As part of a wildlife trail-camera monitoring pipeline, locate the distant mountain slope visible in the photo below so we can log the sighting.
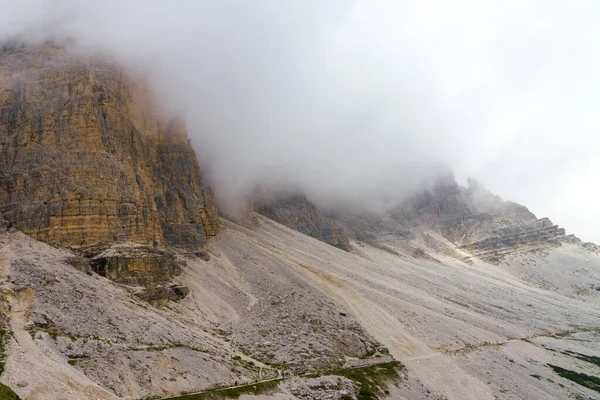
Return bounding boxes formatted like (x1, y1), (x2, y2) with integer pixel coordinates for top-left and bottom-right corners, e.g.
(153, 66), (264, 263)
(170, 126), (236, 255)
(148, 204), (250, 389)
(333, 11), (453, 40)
(255, 194), (351, 251)
(252, 169), (594, 266)
(326, 172), (595, 264)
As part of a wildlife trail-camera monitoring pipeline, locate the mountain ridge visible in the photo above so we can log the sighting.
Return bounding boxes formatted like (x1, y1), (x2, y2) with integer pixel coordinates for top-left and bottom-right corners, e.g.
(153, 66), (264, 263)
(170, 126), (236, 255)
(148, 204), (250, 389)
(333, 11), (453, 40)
(0, 41), (599, 400)
(259, 173), (597, 265)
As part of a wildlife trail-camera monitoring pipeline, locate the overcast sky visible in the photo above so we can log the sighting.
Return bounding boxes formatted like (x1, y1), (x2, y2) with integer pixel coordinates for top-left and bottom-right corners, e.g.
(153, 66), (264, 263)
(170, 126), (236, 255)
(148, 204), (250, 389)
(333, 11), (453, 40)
(1, 0), (599, 243)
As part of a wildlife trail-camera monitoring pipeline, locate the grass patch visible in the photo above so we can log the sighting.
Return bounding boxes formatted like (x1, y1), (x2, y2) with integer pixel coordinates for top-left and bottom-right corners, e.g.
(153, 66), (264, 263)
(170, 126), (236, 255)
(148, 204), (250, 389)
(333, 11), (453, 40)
(0, 332), (16, 398)
(360, 347), (390, 359)
(332, 243), (351, 252)
(550, 331), (573, 339)
(158, 361), (403, 400)
(230, 356), (254, 368)
(562, 350), (600, 368)
(25, 327), (36, 340)
(160, 379), (283, 400)
(548, 364), (600, 393)
(360, 348), (378, 359)
(67, 355), (90, 366)
(0, 384), (21, 400)
(0, 330), (6, 376)
(307, 361), (404, 400)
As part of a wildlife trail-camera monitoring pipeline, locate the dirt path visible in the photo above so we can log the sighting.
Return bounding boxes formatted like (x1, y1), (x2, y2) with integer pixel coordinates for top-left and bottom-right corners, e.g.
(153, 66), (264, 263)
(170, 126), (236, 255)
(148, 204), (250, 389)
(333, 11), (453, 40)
(401, 326), (599, 363)
(160, 359), (400, 400)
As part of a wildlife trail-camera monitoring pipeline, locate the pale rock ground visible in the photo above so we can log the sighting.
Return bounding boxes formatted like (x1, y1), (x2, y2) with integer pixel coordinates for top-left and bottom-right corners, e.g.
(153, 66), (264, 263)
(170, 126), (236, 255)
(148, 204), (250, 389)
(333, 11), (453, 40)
(1, 215), (599, 399)
(208, 217), (600, 400)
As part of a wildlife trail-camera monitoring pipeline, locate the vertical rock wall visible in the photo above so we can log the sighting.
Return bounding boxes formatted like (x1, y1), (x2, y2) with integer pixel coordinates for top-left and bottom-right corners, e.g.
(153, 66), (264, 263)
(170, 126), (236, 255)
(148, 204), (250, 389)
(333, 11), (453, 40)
(0, 42), (218, 254)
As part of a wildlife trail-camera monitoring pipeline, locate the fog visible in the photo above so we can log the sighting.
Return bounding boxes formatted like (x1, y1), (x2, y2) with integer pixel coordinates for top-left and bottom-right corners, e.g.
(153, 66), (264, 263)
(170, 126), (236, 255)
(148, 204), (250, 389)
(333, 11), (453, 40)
(1, 0), (599, 243)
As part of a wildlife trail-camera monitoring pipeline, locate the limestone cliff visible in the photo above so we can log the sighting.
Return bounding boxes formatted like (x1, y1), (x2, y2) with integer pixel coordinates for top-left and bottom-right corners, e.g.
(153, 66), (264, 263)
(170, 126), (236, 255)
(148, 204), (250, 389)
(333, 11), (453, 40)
(397, 175), (586, 262)
(256, 194), (351, 251)
(397, 174), (539, 245)
(334, 171), (587, 263)
(253, 172), (582, 263)
(0, 42), (218, 293)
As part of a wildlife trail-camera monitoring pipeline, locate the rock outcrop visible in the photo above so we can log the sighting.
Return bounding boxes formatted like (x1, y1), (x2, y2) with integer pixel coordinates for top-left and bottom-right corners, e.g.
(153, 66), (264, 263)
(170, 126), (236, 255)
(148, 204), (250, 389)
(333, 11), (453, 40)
(458, 217), (581, 263)
(389, 174), (538, 244)
(256, 194), (351, 251)
(406, 176), (581, 263)
(329, 171), (587, 264)
(0, 42), (218, 299)
(90, 243), (181, 286)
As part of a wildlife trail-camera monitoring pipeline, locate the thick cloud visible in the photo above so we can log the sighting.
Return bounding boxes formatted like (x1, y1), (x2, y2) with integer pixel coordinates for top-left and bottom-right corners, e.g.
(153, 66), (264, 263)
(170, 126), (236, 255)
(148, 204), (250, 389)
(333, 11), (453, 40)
(1, 0), (599, 242)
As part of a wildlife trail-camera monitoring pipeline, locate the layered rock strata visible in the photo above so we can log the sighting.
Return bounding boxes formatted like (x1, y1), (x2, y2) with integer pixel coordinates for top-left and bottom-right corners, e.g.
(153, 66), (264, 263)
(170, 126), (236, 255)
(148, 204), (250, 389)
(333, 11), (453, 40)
(0, 42), (218, 300)
(458, 218), (581, 263)
(328, 172), (587, 263)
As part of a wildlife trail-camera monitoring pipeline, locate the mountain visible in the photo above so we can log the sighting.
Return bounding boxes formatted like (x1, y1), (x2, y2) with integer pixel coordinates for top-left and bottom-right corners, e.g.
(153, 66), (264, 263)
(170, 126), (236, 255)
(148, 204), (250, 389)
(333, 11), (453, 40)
(260, 171), (593, 267)
(0, 43), (599, 400)
(255, 194), (351, 251)
(327, 172), (593, 264)
(0, 42), (219, 304)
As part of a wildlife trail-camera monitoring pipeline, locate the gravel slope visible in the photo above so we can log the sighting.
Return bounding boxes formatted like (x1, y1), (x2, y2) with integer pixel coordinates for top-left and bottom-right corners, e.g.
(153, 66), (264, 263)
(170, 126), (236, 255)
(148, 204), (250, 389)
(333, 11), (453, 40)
(1, 215), (599, 399)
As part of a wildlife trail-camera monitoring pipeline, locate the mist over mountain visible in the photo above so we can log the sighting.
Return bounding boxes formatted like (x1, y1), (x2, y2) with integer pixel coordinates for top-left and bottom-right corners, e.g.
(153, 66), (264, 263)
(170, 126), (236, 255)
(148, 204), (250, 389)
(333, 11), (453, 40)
(2, 4), (600, 400)
(1, 0), (598, 243)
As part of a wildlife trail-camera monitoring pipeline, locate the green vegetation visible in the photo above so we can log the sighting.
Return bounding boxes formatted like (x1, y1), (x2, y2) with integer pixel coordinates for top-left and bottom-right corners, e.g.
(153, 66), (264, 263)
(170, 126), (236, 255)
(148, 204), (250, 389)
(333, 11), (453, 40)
(230, 355), (255, 369)
(157, 361), (403, 400)
(0, 331), (20, 399)
(0, 330), (6, 376)
(562, 350), (600, 368)
(160, 378), (283, 400)
(548, 364), (600, 393)
(0, 384), (21, 400)
(359, 346), (390, 359)
(26, 327), (35, 340)
(332, 243), (350, 252)
(307, 361), (404, 400)
(550, 331), (574, 339)
(67, 355), (90, 366)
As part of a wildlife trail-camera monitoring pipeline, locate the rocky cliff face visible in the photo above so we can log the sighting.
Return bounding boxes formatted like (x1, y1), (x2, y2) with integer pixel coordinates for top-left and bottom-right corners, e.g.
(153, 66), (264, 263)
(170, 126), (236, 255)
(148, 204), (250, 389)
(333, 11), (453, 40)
(0, 42), (218, 295)
(397, 175), (584, 263)
(256, 194), (351, 251)
(457, 217), (582, 263)
(398, 175), (538, 244)
(327, 171), (590, 263)
(252, 171), (586, 264)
